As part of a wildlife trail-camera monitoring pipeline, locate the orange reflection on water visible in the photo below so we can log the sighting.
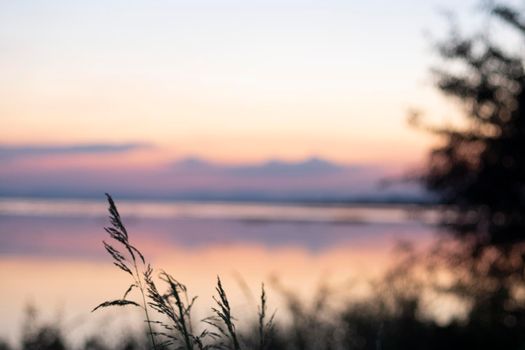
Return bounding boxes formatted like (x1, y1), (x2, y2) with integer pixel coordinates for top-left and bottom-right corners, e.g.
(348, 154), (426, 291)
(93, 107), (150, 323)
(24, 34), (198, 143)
(0, 241), (393, 345)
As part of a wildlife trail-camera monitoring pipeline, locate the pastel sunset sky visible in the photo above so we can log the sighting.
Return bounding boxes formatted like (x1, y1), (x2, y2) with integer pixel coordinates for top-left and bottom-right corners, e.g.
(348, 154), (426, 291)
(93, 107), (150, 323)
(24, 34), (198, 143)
(0, 0), (502, 197)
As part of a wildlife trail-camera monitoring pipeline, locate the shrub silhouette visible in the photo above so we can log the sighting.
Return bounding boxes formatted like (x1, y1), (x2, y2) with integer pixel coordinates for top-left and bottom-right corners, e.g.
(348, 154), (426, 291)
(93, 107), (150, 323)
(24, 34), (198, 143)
(409, 2), (525, 347)
(415, 2), (525, 251)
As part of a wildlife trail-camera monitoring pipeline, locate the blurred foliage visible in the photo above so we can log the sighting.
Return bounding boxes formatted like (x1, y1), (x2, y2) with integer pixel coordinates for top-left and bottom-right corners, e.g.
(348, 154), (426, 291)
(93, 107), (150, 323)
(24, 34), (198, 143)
(414, 2), (525, 251)
(20, 305), (66, 350)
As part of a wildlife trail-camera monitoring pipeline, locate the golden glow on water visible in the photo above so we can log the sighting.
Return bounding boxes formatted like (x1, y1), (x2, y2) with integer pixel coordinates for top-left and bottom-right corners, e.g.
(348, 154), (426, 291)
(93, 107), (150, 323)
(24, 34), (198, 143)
(0, 242), (393, 345)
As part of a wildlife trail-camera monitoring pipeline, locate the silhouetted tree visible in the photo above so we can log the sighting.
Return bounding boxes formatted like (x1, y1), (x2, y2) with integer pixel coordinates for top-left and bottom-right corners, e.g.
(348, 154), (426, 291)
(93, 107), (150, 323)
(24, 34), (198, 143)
(412, 3), (525, 346)
(418, 3), (525, 252)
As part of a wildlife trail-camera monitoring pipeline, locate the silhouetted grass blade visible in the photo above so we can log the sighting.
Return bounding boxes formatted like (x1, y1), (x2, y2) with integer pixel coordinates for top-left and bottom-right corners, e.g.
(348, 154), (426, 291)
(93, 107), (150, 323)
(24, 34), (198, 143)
(91, 300), (141, 312)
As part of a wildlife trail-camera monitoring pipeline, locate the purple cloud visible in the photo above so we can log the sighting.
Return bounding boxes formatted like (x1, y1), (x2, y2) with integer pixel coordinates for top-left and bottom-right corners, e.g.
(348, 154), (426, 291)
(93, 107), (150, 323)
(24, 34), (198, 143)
(0, 143), (151, 159)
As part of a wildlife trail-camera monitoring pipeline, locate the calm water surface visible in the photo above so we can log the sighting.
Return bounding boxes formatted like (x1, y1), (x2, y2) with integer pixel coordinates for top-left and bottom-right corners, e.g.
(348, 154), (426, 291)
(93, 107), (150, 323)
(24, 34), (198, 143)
(0, 197), (438, 345)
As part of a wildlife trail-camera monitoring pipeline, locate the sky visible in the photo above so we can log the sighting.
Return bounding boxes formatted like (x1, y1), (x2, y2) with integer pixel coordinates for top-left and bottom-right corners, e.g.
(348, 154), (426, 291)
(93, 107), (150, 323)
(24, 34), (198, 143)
(0, 0), (516, 198)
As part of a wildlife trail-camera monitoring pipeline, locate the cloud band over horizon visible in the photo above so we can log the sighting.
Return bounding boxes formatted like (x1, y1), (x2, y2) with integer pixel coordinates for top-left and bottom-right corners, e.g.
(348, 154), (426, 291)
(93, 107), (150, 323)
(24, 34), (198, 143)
(0, 143), (152, 158)
(0, 142), (425, 201)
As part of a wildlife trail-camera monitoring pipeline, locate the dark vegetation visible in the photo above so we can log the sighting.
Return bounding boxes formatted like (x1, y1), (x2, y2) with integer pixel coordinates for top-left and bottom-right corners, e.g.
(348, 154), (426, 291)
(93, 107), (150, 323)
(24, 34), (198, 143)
(3, 1), (525, 349)
(415, 2), (525, 250)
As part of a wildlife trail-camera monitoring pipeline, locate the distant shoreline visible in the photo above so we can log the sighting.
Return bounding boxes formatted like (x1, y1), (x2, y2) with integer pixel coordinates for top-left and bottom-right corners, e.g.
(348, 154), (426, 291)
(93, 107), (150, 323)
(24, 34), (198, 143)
(0, 193), (435, 207)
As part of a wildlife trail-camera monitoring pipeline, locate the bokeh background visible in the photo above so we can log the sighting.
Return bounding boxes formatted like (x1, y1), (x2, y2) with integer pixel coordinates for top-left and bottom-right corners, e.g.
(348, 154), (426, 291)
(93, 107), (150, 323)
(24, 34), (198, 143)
(2, 1), (525, 349)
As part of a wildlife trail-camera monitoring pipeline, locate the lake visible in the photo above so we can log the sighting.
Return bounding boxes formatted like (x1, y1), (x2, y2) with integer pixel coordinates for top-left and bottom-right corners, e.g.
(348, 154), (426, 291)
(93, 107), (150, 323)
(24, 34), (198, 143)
(0, 197), (439, 346)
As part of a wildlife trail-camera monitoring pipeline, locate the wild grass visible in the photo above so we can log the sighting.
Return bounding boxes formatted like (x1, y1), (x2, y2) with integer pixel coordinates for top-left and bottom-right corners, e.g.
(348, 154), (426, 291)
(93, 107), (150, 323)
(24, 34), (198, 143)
(256, 284), (274, 350)
(92, 194), (156, 349)
(93, 194), (274, 350)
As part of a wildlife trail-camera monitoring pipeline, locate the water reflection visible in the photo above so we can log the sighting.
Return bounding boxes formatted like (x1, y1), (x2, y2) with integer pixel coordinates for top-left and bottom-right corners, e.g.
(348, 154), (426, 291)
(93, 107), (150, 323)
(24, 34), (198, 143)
(0, 198), (435, 255)
(0, 198), (436, 345)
